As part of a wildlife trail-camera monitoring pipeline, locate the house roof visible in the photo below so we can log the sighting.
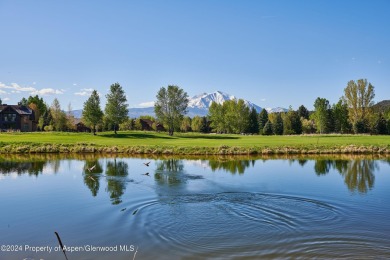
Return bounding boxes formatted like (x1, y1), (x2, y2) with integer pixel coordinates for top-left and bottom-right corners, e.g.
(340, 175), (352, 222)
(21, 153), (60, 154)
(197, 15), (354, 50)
(0, 105), (33, 115)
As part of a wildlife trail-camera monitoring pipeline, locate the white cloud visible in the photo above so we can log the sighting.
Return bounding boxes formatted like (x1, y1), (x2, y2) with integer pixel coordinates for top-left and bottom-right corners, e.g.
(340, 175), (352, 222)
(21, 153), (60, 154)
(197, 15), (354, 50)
(31, 88), (64, 95)
(3, 97), (10, 101)
(73, 83), (77, 86)
(0, 82), (64, 97)
(0, 89), (7, 94)
(138, 101), (155, 107)
(261, 98), (266, 102)
(0, 82), (35, 92)
(74, 88), (94, 96)
(32, 82), (36, 85)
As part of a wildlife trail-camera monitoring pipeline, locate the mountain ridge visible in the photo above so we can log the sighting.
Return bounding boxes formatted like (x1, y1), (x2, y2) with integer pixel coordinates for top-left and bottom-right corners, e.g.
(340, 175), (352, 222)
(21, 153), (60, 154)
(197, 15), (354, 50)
(71, 91), (286, 118)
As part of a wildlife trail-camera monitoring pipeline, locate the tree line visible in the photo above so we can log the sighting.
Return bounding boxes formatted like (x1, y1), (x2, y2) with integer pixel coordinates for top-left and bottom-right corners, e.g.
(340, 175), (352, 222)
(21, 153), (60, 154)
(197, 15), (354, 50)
(7, 78), (390, 135)
(206, 79), (389, 135)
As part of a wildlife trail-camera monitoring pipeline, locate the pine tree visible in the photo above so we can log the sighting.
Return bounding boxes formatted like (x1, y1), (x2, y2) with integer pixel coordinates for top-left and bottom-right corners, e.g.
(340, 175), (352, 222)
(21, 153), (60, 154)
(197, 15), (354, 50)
(83, 90), (104, 135)
(263, 120), (273, 135)
(258, 109), (269, 134)
(104, 83), (129, 134)
(298, 105), (309, 119)
(247, 107), (259, 134)
(273, 113), (284, 135)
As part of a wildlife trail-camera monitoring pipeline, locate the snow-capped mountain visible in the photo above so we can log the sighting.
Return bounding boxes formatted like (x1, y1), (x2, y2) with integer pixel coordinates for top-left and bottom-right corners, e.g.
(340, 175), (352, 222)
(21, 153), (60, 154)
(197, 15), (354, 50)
(188, 91), (262, 112)
(265, 107), (288, 113)
(72, 91), (276, 118)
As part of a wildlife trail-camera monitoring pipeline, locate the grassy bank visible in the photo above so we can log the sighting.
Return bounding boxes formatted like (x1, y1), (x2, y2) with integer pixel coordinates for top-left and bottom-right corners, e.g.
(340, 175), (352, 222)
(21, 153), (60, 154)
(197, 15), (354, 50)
(0, 131), (390, 155)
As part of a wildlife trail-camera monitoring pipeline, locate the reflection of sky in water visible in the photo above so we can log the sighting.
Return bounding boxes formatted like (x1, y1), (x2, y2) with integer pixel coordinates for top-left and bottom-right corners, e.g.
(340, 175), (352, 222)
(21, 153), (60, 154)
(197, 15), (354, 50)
(1, 156), (390, 259)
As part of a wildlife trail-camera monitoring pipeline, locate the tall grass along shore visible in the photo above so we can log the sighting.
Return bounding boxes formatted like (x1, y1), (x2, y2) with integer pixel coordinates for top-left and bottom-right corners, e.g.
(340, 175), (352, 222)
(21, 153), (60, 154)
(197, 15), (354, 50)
(0, 131), (389, 155)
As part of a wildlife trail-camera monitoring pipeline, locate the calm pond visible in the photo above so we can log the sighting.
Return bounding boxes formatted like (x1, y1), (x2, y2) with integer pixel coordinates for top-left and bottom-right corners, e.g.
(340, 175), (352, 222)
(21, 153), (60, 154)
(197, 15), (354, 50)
(0, 154), (390, 259)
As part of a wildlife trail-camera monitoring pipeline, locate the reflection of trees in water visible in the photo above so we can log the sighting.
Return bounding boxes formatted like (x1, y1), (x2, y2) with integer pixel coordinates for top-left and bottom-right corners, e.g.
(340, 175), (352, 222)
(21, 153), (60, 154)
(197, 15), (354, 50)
(154, 159), (184, 186)
(340, 160), (376, 194)
(298, 159), (308, 166)
(312, 159), (376, 193)
(288, 158), (308, 167)
(0, 160), (47, 176)
(314, 160), (332, 176)
(156, 159), (184, 172)
(208, 159), (255, 174)
(105, 159), (129, 205)
(83, 160), (103, 197)
(47, 160), (61, 174)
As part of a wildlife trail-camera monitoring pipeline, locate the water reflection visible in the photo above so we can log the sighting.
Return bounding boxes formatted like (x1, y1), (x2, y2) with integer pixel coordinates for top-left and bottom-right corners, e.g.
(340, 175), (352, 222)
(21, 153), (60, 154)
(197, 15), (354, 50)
(314, 159), (332, 175)
(208, 158), (255, 174)
(154, 159), (184, 186)
(311, 159), (376, 193)
(1, 154), (389, 260)
(105, 159), (129, 204)
(0, 154), (386, 195)
(83, 160), (103, 197)
(298, 159), (308, 166)
(341, 160), (376, 193)
(0, 159), (46, 176)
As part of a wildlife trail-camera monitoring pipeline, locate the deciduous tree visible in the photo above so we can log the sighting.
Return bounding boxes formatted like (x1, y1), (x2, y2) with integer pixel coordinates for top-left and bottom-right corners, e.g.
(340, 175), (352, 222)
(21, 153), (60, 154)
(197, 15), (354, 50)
(332, 98), (350, 133)
(154, 85), (189, 136)
(191, 116), (203, 132)
(209, 101), (226, 133)
(313, 97), (330, 134)
(180, 116), (192, 132)
(344, 79), (375, 133)
(50, 98), (67, 131)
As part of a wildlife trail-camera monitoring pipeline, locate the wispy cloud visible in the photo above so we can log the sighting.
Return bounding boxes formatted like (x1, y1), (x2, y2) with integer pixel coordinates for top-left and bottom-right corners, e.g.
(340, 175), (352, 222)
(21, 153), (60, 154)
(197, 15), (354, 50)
(3, 97), (10, 101)
(73, 83), (77, 86)
(138, 101), (155, 107)
(31, 88), (64, 95)
(0, 89), (7, 94)
(74, 88), (94, 96)
(261, 98), (266, 102)
(0, 82), (35, 92)
(1, 82), (64, 96)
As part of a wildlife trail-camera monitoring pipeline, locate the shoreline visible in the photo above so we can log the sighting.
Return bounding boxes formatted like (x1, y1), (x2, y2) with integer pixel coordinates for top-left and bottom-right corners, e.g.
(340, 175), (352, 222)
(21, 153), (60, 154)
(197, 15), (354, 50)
(1, 143), (390, 155)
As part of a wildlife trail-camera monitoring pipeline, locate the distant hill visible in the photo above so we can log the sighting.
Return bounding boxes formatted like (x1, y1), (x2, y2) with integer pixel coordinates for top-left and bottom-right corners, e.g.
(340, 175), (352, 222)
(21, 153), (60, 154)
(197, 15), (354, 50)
(71, 91), (288, 118)
(265, 107), (288, 113)
(372, 100), (390, 113)
(71, 109), (83, 118)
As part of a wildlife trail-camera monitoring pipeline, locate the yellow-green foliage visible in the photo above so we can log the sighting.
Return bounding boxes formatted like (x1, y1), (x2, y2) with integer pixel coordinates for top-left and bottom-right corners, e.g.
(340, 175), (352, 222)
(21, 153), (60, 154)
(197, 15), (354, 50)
(0, 131), (390, 154)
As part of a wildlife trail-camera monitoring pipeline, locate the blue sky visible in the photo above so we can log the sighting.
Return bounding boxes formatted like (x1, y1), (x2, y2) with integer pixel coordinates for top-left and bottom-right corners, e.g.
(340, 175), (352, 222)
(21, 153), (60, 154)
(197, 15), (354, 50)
(0, 0), (389, 110)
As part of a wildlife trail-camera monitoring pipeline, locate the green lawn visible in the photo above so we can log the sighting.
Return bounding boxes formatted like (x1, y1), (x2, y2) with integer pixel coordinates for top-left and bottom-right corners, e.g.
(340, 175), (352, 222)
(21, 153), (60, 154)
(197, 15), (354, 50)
(0, 131), (389, 148)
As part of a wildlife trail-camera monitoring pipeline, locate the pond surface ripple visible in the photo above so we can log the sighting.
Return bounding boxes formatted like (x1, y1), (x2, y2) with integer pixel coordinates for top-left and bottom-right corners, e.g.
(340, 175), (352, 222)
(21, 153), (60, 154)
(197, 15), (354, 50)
(0, 155), (390, 259)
